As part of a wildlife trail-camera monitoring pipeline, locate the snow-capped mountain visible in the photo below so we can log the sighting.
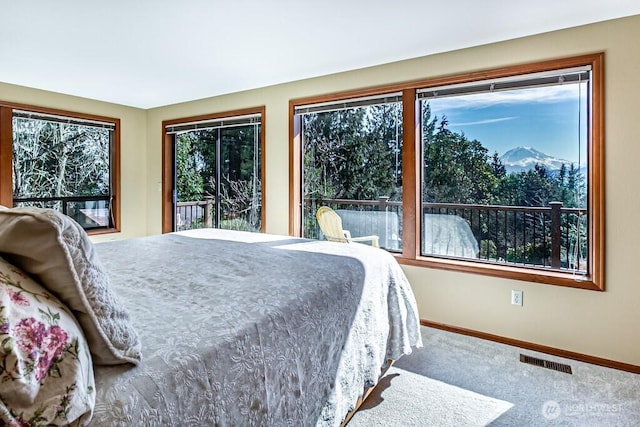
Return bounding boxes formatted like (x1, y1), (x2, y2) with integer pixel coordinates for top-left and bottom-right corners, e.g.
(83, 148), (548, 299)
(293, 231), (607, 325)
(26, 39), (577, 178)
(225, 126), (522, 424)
(500, 146), (573, 174)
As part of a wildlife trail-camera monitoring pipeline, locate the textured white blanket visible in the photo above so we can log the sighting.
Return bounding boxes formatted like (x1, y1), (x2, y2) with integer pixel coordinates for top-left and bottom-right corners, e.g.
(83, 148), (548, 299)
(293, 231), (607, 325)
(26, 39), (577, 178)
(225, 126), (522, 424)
(92, 229), (422, 426)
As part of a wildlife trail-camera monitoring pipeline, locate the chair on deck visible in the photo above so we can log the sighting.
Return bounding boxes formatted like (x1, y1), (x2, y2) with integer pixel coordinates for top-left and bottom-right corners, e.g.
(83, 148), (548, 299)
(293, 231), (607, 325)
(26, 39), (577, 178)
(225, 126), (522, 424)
(316, 206), (379, 248)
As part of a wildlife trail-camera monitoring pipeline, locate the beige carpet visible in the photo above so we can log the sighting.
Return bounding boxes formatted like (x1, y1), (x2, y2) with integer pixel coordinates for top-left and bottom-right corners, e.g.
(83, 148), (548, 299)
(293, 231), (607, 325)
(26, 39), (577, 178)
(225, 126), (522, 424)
(348, 327), (640, 426)
(349, 366), (513, 426)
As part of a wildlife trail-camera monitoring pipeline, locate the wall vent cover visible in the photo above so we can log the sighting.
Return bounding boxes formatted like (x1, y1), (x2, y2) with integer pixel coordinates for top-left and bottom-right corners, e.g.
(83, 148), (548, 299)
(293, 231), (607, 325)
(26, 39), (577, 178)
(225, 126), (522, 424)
(520, 354), (573, 374)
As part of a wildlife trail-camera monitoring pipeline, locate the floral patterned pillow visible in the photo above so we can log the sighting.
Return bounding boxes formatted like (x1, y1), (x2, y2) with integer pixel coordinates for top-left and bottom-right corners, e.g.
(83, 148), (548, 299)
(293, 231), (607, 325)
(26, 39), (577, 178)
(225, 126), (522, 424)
(0, 207), (141, 365)
(0, 256), (95, 426)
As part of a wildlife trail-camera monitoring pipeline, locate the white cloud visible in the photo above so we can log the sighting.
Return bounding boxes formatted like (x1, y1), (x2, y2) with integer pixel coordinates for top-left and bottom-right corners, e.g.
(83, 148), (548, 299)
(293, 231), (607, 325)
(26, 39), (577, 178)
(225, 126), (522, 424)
(427, 84), (586, 110)
(451, 117), (517, 126)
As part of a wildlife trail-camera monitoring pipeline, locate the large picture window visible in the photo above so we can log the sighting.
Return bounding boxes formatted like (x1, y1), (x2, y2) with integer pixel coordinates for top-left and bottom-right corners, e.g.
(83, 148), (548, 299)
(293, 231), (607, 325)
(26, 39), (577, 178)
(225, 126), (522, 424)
(162, 107), (265, 234)
(419, 66), (590, 272)
(0, 103), (120, 232)
(291, 54), (604, 290)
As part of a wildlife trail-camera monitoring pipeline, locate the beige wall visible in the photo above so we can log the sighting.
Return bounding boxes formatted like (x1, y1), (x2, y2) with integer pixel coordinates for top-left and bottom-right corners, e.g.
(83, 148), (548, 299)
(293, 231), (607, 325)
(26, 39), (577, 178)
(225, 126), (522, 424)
(3, 15), (639, 366)
(0, 82), (149, 242)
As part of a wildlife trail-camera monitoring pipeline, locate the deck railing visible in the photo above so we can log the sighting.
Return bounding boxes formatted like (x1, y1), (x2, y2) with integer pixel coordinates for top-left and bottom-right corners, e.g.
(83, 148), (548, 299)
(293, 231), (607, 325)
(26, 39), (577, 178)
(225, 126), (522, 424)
(178, 196), (587, 272)
(13, 195), (111, 229)
(176, 198), (215, 229)
(175, 197), (260, 232)
(304, 197), (587, 273)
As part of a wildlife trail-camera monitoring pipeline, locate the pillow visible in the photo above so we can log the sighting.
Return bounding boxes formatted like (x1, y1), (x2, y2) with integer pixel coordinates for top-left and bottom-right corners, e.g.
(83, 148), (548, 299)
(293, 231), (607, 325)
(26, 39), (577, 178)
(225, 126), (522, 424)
(0, 256), (95, 425)
(0, 207), (141, 365)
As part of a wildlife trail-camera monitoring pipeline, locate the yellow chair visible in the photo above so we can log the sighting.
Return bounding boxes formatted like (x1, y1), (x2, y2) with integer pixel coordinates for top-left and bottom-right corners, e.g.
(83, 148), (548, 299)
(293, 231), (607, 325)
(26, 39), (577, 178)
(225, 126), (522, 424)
(316, 206), (379, 248)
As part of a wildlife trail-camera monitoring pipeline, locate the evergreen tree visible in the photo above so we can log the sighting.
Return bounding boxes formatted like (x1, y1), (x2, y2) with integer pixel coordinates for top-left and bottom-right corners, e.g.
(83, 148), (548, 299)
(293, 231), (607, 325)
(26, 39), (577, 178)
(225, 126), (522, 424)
(421, 109), (495, 204)
(302, 104), (402, 202)
(498, 164), (557, 207)
(566, 163), (586, 208)
(490, 151), (506, 179)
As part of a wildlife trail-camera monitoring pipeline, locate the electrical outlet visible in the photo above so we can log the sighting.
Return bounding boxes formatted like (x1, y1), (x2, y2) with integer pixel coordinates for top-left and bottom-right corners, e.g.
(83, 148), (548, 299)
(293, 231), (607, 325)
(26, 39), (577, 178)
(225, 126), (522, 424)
(511, 290), (523, 306)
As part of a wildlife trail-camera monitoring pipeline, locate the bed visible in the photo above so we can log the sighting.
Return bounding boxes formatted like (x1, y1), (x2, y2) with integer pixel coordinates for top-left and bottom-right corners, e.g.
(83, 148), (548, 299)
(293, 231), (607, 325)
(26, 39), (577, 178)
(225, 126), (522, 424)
(0, 207), (422, 426)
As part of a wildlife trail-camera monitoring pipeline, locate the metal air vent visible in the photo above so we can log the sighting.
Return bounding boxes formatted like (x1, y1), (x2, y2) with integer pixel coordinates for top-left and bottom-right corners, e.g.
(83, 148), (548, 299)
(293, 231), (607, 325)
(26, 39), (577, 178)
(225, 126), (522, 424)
(520, 354), (573, 374)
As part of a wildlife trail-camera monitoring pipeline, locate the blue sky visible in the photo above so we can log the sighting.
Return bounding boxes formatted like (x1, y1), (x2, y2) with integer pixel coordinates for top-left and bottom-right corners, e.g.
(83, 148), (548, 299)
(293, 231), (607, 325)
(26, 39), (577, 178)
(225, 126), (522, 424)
(426, 83), (588, 165)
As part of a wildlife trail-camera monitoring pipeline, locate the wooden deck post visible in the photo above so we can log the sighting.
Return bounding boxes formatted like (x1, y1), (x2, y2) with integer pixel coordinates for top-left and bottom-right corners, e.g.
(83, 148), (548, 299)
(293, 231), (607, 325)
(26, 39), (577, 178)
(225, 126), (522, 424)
(549, 202), (563, 268)
(204, 196), (214, 228)
(378, 196), (389, 211)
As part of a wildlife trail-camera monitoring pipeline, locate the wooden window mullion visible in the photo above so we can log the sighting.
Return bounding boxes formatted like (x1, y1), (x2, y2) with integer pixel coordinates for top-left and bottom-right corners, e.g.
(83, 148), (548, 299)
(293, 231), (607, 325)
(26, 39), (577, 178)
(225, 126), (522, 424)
(401, 89), (418, 258)
(0, 106), (14, 207)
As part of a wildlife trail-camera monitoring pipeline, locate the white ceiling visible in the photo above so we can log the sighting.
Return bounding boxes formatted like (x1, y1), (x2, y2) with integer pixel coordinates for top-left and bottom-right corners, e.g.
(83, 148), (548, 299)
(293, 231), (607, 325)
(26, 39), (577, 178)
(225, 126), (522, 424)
(2, 1), (639, 109)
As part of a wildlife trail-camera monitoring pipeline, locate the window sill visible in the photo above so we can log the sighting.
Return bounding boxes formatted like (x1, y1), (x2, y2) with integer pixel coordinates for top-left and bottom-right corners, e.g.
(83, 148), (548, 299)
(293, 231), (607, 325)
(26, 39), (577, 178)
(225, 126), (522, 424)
(86, 227), (120, 236)
(395, 255), (602, 291)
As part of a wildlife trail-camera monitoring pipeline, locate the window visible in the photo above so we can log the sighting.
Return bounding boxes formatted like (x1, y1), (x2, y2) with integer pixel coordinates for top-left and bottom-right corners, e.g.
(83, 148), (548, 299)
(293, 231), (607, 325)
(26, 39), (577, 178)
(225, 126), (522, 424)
(0, 103), (120, 232)
(291, 54), (604, 290)
(420, 67), (590, 269)
(294, 94), (403, 251)
(162, 107), (265, 233)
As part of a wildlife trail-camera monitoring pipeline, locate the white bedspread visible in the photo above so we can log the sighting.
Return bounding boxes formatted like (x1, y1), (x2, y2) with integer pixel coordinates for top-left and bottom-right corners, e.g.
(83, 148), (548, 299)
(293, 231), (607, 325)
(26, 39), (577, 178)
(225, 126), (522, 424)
(91, 229), (422, 426)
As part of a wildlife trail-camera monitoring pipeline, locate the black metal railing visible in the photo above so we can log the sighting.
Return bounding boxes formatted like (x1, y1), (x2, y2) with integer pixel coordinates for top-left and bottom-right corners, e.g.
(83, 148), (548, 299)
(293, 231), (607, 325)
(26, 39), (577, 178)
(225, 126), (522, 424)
(303, 197), (587, 273)
(423, 201), (587, 271)
(13, 195), (112, 229)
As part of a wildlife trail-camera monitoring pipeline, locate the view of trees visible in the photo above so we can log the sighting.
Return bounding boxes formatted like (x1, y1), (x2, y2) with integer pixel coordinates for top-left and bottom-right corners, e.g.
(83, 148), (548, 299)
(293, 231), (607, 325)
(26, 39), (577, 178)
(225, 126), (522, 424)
(13, 117), (110, 200)
(303, 104), (402, 201)
(420, 104), (587, 267)
(301, 102), (587, 270)
(12, 116), (112, 228)
(302, 104), (403, 237)
(420, 104), (586, 208)
(174, 125), (262, 232)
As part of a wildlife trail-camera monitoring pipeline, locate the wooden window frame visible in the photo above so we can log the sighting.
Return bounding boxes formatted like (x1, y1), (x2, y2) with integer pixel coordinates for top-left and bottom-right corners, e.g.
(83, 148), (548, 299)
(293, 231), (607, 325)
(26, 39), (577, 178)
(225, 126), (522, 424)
(0, 101), (121, 235)
(161, 106), (267, 234)
(290, 53), (604, 290)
